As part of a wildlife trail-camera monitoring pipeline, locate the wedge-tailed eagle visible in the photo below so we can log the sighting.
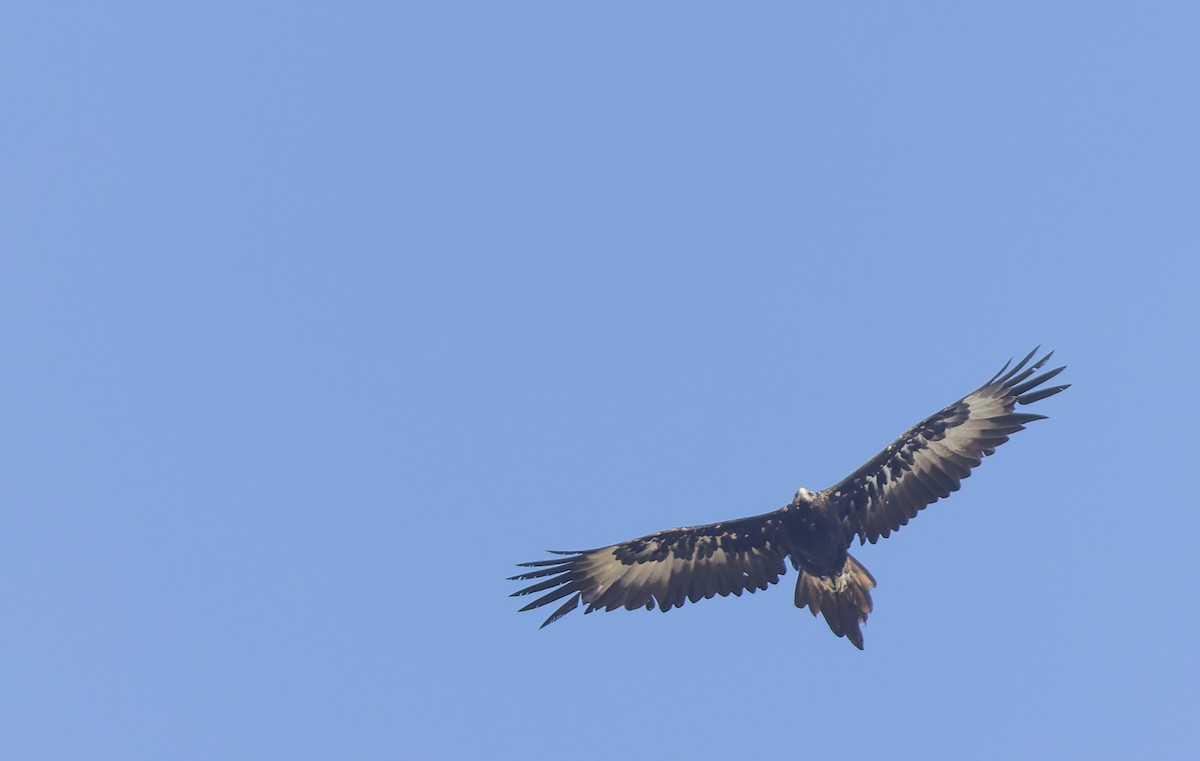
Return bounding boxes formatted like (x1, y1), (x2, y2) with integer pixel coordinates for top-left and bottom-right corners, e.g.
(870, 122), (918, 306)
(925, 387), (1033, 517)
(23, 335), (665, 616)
(511, 349), (1067, 648)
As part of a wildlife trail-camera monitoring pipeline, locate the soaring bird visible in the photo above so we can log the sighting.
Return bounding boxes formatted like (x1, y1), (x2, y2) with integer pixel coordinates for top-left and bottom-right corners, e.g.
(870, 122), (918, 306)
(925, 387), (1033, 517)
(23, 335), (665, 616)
(510, 349), (1068, 648)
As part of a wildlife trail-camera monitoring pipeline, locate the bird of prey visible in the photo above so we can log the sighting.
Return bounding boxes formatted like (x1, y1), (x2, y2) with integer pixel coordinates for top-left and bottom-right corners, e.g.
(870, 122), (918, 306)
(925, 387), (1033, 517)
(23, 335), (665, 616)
(510, 349), (1068, 648)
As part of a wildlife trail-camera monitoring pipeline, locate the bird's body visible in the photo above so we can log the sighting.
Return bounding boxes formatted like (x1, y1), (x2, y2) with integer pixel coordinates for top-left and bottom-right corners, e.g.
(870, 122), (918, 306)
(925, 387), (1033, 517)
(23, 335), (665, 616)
(511, 349), (1068, 648)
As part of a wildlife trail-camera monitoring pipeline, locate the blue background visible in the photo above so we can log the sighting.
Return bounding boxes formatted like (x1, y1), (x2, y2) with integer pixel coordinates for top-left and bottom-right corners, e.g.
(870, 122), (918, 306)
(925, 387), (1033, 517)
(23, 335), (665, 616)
(3, 3), (1197, 759)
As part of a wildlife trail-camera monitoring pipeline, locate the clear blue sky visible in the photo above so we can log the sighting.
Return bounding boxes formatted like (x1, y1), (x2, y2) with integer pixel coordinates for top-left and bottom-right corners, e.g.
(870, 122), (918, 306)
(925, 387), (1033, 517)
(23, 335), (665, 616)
(3, 3), (1197, 759)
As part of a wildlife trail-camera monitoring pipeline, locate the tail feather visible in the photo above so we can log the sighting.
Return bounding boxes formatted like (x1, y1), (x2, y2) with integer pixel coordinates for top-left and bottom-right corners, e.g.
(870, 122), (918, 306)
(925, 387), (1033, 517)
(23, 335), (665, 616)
(794, 554), (876, 649)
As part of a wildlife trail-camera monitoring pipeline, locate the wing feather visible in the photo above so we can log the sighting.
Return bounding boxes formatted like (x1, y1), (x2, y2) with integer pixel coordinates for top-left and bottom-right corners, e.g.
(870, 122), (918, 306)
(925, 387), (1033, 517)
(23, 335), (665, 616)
(825, 348), (1068, 544)
(510, 511), (791, 626)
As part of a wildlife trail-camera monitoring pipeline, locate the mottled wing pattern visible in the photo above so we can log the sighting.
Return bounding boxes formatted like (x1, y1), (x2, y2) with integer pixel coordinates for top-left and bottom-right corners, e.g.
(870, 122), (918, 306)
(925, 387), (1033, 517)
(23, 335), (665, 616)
(510, 511), (791, 628)
(826, 348), (1068, 545)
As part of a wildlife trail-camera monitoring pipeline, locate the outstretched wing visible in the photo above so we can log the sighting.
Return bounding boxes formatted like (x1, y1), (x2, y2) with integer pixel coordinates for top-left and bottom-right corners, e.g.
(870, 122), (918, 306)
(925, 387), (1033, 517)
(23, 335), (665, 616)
(825, 348), (1068, 545)
(510, 511), (791, 628)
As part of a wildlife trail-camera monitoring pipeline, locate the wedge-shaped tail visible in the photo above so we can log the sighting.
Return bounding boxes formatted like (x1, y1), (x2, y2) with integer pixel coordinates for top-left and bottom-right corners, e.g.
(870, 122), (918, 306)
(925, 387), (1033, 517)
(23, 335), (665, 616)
(793, 554), (876, 649)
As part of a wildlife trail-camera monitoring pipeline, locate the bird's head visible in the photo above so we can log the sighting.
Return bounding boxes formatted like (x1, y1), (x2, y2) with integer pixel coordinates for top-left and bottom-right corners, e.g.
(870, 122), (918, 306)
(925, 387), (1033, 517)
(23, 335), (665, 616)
(792, 487), (817, 505)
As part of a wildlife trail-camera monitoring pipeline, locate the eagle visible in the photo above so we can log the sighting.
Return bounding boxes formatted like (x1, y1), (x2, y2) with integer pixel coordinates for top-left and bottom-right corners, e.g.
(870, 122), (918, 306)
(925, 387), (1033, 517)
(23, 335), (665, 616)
(510, 348), (1068, 648)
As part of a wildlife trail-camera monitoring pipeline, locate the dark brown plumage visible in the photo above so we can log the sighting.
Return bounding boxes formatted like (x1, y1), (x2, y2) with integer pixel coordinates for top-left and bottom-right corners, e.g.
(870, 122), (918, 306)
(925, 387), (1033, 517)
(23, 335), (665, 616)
(511, 349), (1068, 648)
